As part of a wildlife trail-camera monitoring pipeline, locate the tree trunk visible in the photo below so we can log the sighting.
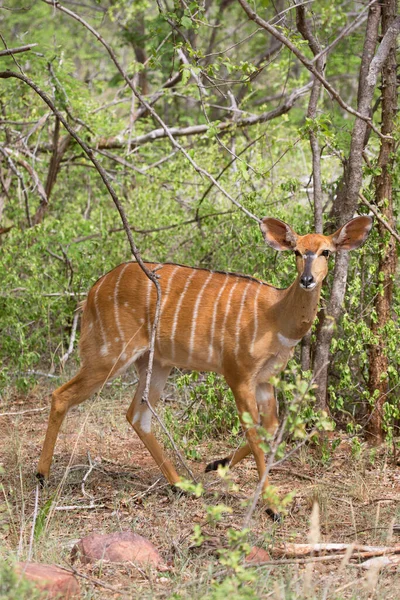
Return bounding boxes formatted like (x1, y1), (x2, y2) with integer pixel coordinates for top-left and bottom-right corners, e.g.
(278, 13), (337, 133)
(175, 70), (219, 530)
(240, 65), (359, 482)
(313, 3), (382, 409)
(296, 3), (324, 371)
(366, 0), (398, 445)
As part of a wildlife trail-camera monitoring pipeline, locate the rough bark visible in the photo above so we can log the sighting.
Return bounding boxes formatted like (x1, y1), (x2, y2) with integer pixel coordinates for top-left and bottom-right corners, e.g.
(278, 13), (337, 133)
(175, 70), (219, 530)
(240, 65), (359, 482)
(296, 2), (324, 371)
(366, 0), (398, 444)
(313, 3), (382, 409)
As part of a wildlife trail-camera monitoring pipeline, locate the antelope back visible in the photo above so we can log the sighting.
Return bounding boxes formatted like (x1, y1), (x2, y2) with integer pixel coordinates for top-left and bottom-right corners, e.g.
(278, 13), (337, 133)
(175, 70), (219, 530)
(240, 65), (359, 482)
(80, 262), (276, 377)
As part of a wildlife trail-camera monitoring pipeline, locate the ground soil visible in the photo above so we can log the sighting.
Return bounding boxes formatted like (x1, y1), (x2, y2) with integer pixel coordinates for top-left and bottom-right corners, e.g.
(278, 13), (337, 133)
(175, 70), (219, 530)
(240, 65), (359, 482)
(1, 378), (399, 599)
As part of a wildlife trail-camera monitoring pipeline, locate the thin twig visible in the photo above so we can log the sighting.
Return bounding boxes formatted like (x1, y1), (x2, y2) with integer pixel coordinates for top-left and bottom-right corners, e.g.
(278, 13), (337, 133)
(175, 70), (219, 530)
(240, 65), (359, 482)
(237, 0), (400, 139)
(27, 484), (40, 562)
(0, 146), (32, 226)
(71, 210), (234, 245)
(81, 452), (96, 501)
(0, 69), (162, 415)
(54, 504), (106, 511)
(359, 192), (400, 244)
(61, 310), (79, 366)
(242, 414), (288, 528)
(56, 563), (127, 593)
(311, 2), (374, 63)
(41, 0), (260, 222)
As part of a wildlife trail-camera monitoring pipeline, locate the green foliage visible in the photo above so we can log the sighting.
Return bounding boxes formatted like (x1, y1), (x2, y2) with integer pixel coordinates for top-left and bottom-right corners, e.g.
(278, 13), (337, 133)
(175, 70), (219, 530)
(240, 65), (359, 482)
(33, 497), (54, 542)
(1, 0), (399, 450)
(164, 372), (240, 459)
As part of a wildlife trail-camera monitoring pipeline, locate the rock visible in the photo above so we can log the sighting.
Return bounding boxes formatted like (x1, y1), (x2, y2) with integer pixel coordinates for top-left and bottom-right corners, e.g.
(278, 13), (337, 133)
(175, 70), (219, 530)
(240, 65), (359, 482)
(245, 546), (271, 564)
(15, 563), (80, 599)
(72, 530), (162, 568)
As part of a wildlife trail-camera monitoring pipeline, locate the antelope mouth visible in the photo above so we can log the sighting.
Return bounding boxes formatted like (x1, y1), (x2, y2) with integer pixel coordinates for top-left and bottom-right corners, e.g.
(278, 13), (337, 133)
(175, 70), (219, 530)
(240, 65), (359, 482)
(300, 282), (317, 291)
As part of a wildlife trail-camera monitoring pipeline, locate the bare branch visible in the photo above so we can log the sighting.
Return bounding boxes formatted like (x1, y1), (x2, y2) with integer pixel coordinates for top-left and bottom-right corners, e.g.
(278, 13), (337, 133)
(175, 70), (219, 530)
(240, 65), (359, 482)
(1, 146), (48, 209)
(33, 117), (71, 225)
(0, 146), (32, 226)
(92, 83), (312, 150)
(360, 193), (400, 245)
(71, 210), (234, 244)
(311, 3), (373, 64)
(237, 0), (400, 137)
(41, 0), (260, 222)
(0, 44), (38, 57)
(96, 149), (146, 175)
(61, 310), (80, 366)
(0, 69), (162, 408)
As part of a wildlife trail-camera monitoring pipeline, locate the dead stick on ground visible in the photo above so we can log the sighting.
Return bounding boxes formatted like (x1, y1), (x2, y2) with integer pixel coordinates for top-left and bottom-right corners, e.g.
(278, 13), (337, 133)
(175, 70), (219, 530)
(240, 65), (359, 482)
(57, 564), (128, 594)
(0, 407), (47, 417)
(271, 542), (400, 558)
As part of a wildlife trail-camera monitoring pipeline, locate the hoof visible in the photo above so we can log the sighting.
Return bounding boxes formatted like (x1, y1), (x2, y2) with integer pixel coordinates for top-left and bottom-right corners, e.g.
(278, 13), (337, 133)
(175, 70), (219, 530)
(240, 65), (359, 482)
(36, 472), (46, 488)
(265, 508), (282, 523)
(205, 457), (230, 473)
(170, 484), (189, 497)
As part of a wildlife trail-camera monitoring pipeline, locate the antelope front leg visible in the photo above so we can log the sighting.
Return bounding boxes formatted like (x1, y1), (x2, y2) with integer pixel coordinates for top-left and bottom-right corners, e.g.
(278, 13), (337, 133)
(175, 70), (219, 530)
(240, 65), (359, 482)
(229, 380), (280, 521)
(256, 382), (279, 437)
(205, 383), (279, 473)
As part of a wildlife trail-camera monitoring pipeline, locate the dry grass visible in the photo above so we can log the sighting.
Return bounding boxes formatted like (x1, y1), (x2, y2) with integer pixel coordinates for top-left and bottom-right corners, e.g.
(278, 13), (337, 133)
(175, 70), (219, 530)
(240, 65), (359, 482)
(1, 375), (399, 599)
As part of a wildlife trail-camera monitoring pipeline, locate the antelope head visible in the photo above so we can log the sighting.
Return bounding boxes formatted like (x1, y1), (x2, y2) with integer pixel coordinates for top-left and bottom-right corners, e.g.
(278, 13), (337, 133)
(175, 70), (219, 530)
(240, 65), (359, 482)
(260, 215), (373, 291)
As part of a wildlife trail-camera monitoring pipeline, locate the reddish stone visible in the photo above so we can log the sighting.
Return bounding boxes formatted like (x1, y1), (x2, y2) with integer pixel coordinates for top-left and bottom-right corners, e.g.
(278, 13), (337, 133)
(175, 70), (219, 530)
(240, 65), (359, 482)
(245, 546), (271, 564)
(15, 563), (80, 598)
(72, 530), (162, 567)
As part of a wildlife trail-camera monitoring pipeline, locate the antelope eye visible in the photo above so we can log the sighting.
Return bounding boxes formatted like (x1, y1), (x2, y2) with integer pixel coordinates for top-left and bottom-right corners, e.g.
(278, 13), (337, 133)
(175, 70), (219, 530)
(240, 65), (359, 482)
(321, 249), (330, 257)
(294, 250), (302, 257)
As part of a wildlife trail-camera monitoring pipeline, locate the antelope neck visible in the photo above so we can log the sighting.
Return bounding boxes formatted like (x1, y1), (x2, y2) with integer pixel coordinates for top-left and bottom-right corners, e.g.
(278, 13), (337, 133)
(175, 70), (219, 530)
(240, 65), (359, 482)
(272, 275), (322, 341)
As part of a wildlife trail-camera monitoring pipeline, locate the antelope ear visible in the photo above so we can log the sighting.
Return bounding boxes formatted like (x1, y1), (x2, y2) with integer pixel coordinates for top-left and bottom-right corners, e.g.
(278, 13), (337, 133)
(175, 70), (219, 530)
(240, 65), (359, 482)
(260, 217), (298, 251)
(330, 216), (373, 251)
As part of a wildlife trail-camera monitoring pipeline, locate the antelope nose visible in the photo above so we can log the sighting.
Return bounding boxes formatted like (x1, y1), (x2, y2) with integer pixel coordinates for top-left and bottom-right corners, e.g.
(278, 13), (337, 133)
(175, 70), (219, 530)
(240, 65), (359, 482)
(300, 274), (314, 288)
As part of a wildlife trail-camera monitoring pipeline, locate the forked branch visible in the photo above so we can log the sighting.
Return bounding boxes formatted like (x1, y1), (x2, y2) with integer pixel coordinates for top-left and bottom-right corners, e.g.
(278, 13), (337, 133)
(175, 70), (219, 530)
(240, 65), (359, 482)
(40, 0), (259, 223)
(0, 69), (194, 477)
(237, 0), (400, 138)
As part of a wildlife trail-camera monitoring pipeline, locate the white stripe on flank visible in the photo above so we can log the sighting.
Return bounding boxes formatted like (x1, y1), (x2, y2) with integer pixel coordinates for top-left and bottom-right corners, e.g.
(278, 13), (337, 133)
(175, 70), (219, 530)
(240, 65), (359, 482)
(114, 264), (130, 348)
(161, 266), (180, 313)
(170, 269), (197, 358)
(234, 281), (252, 357)
(220, 279), (239, 359)
(208, 275), (229, 363)
(250, 281), (263, 355)
(94, 274), (109, 356)
(156, 265), (180, 349)
(188, 271), (213, 360)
